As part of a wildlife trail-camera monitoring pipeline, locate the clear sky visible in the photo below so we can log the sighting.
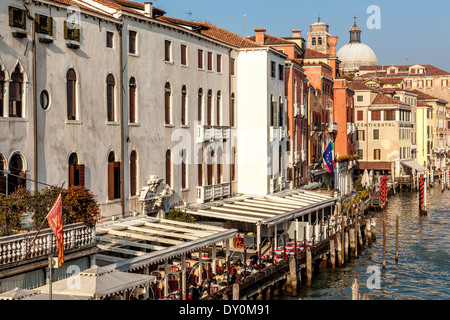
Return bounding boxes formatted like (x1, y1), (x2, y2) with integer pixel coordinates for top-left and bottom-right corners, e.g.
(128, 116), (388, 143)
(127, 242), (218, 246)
(136, 0), (450, 71)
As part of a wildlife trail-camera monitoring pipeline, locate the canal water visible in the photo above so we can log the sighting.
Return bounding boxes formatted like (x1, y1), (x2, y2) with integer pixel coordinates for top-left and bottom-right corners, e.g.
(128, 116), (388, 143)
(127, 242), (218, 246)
(276, 186), (450, 300)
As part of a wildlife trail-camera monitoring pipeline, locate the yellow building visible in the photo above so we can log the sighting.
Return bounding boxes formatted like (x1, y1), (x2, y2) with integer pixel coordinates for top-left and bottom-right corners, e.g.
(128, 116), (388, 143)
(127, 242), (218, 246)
(411, 90), (448, 169)
(415, 102), (434, 167)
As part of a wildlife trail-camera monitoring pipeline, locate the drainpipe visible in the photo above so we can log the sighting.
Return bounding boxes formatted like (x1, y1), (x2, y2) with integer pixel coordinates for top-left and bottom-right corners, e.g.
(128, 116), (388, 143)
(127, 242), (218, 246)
(24, 3), (38, 192)
(117, 23), (125, 218)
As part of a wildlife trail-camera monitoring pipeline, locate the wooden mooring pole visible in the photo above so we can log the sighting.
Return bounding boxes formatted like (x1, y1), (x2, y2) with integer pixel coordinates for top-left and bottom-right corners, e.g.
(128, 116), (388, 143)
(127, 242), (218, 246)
(330, 237), (335, 271)
(382, 214), (386, 270)
(306, 247), (312, 287)
(351, 277), (360, 300)
(395, 215), (399, 263)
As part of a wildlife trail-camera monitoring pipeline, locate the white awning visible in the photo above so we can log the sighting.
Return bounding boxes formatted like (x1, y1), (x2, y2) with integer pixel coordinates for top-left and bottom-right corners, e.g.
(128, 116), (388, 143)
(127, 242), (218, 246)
(401, 160), (425, 173)
(95, 216), (237, 272)
(182, 189), (338, 228)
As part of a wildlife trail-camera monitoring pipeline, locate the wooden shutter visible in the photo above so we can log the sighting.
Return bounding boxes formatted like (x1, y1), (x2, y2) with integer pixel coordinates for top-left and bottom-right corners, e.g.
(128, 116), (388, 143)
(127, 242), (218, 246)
(108, 162), (115, 200)
(216, 94), (220, 125)
(279, 103), (283, 127)
(181, 151), (186, 189)
(207, 92), (212, 125)
(21, 9), (26, 30)
(164, 91), (170, 124)
(198, 93), (202, 122)
(9, 7), (14, 27)
(129, 80), (136, 123)
(271, 101), (277, 127)
(19, 171), (26, 188)
(129, 31), (136, 54)
(198, 50), (203, 68)
(64, 21), (68, 39)
(114, 162), (121, 199)
(208, 52), (212, 71)
(48, 17), (53, 36)
(198, 163), (203, 187)
(76, 164), (85, 187)
(165, 151), (171, 186)
(230, 96), (235, 127)
(181, 88), (186, 125)
(217, 163), (222, 184)
(130, 157), (136, 196)
(181, 45), (187, 65)
(207, 163), (213, 186)
(35, 14), (41, 32)
(69, 164), (75, 186)
(107, 75), (115, 121)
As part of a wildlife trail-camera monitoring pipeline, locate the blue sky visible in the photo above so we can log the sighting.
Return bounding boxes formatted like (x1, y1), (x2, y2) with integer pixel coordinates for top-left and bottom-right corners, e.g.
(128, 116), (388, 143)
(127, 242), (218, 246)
(137, 0), (450, 71)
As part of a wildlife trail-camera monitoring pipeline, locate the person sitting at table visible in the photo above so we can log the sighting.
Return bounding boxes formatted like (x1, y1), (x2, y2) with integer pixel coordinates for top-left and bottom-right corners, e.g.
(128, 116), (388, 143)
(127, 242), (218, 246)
(188, 282), (200, 300)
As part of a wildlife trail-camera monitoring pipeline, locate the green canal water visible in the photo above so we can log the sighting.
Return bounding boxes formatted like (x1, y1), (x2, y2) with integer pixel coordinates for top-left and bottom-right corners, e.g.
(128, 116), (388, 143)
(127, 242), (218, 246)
(275, 187), (450, 300)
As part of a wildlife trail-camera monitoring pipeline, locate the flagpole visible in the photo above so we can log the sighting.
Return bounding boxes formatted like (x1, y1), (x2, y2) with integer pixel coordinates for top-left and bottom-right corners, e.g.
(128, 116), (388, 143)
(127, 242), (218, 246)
(24, 182), (65, 260)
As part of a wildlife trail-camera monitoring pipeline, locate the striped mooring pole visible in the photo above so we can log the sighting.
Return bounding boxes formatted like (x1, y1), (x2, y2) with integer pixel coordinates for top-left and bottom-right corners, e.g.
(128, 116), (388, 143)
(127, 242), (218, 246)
(419, 174), (424, 213)
(447, 167), (450, 190)
(442, 170), (445, 192)
(412, 169), (416, 190)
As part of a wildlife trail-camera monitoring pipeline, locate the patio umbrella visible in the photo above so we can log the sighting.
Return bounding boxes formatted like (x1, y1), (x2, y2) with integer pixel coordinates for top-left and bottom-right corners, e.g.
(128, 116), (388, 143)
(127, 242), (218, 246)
(361, 170), (369, 189)
(21, 292), (90, 300)
(0, 287), (40, 300)
(36, 265), (156, 300)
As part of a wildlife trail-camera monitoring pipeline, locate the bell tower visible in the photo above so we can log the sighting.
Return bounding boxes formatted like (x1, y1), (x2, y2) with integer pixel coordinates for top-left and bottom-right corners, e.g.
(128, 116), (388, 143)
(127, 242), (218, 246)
(307, 17), (331, 54)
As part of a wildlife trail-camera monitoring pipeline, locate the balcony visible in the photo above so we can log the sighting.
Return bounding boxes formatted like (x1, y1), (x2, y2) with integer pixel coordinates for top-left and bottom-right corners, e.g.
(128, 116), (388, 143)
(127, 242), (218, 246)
(347, 122), (356, 135)
(195, 125), (230, 143)
(300, 104), (307, 118)
(294, 103), (300, 117)
(197, 182), (231, 203)
(0, 222), (95, 267)
(328, 122), (338, 133)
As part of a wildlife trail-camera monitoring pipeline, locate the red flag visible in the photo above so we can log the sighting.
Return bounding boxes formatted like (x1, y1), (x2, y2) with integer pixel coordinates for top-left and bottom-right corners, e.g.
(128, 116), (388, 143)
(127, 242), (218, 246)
(46, 192), (64, 266)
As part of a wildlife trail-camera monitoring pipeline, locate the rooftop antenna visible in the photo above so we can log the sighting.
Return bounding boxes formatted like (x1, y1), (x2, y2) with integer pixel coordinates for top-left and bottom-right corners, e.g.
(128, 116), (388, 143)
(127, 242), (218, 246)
(353, 14), (357, 25)
(185, 11), (192, 21)
(243, 14), (246, 36)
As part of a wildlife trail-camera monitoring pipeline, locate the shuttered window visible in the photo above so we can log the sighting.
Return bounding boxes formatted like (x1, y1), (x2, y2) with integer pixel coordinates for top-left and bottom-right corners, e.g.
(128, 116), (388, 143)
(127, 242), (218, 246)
(181, 85), (187, 125)
(129, 77), (136, 123)
(198, 50), (203, 69)
(130, 151), (137, 196)
(230, 93), (235, 127)
(207, 90), (212, 125)
(108, 152), (120, 200)
(278, 102), (283, 127)
(371, 110), (381, 121)
(164, 40), (171, 62)
(271, 101), (277, 127)
(63, 20), (80, 42)
(0, 71), (4, 117)
(106, 31), (114, 48)
(198, 88), (203, 122)
(68, 153), (84, 187)
(9, 65), (23, 118)
(9, 7), (26, 30)
(207, 52), (213, 71)
(66, 68), (76, 120)
(230, 58), (235, 76)
(198, 149), (203, 187)
(164, 82), (171, 124)
(357, 110), (363, 121)
(181, 149), (187, 189)
(107, 74), (115, 122)
(216, 91), (221, 125)
(35, 14), (53, 35)
(207, 150), (214, 186)
(181, 44), (187, 66)
(129, 30), (137, 54)
(165, 150), (171, 187)
(217, 54), (222, 73)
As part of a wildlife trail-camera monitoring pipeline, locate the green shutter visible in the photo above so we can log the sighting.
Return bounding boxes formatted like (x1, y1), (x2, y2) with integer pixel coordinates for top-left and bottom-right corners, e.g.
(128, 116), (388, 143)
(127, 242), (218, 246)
(48, 17), (53, 36)
(9, 7), (14, 27)
(35, 14), (40, 33)
(64, 20), (68, 39)
(74, 27), (80, 42)
(21, 9), (26, 30)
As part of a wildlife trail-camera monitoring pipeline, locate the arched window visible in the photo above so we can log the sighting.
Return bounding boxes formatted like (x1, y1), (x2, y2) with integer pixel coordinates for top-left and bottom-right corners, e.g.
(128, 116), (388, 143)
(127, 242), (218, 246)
(217, 146), (222, 184)
(165, 149), (171, 186)
(207, 149), (214, 186)
(0, 154), (6, 194)
(66, 68), (77, 120)
(230, 93), (235, 127)
(107, 74), (115, 122)
(69, 152), (85, 187)
(198, 147), (203, 187)
(198, 88), (203, 122)
(206, 89), (212, 126)
(231, 147), (236, 181)
(164, 82), (171, 124)
(312, 37), (316, 45)
(216, 91), (221, 126)
(181, 85), (187, 125)
(129, 77), (136, 123)
(0, 70), (5, 117)
(8, 153), (26, 194)
(108, 151), (120, 200)
(130, 150), (137, 196)
(181, 149), (187, 189)
(9, 64), (23, 118)
(318, 37), (322, 45)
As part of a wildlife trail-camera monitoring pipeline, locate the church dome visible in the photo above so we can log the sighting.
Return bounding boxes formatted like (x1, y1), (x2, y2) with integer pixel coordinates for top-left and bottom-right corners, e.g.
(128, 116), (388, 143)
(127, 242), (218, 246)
(337, 21), (377, 72)
(337, 42), (377, 71)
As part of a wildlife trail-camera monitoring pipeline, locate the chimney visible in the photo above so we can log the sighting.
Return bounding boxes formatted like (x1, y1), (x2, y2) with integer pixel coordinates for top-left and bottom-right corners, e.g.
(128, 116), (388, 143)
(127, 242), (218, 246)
(254, 28), (266, 44)
(291, 29), (302, 38)
(327, 36), (338, 56)
(144, 2), (153, 17)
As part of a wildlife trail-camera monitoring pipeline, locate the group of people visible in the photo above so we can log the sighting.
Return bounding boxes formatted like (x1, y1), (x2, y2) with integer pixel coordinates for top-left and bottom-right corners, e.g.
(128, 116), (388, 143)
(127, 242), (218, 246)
(187, 254), (267, 300)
